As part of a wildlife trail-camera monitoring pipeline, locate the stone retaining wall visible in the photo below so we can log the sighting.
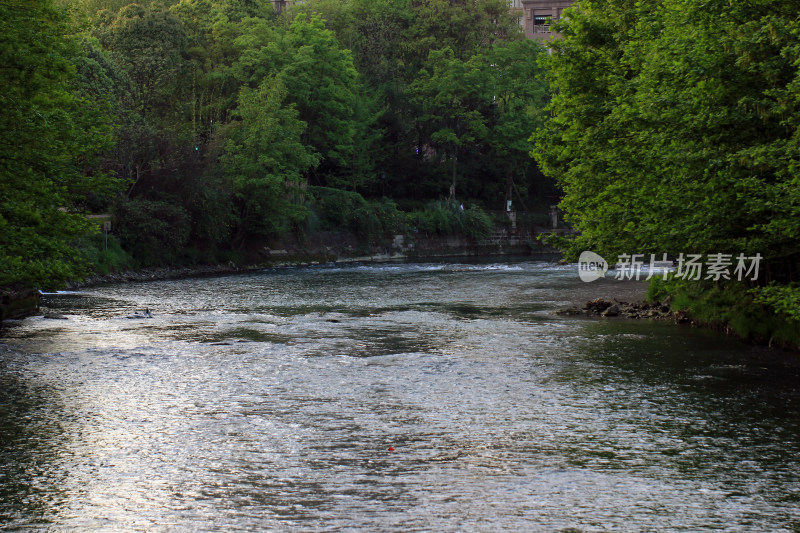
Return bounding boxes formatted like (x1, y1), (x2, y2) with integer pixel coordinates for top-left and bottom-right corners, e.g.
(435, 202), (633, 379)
(0, 288), (40, 321)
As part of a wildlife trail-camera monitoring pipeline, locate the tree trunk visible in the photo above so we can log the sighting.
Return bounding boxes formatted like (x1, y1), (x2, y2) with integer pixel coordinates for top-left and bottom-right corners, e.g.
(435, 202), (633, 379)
(127, 165), (141, 197)
(449, 151), (457, 200)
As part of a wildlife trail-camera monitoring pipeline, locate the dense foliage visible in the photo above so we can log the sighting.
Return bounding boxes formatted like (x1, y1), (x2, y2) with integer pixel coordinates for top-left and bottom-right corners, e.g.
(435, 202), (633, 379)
(0, 0), (114, 288)
(1, 0), (553, 289)
(534, 0), (800, 332)
(4, 0), (797, 345)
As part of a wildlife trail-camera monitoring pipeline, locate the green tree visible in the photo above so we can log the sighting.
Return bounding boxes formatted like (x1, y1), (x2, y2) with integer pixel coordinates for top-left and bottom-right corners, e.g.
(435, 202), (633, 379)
(97, 3), (191, 194)
(63, 0), (183, 14)
(230, 13), (363, 187)
(410, 47), (489, 200)
(480, 39), (548, 210)
(221, 76), (319, 243)
(0, 0), (114, 288)
(535, 0), (800, 263)
(171, 0), (275, 141)
(291, 0), (528, 200)
(409, 39), (548, 204)
(289, 0), (414, 194)
(290, 0), (411, 89)
(533, 0), (800, 328)
(403, 0), (521, 72)
(279, 14), (360, 185)
(532, 0), (640, 258)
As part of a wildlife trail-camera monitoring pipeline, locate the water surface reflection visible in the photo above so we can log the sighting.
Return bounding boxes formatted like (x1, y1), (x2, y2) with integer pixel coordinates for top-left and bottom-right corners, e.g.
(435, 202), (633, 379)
(1, 260), (799, 531)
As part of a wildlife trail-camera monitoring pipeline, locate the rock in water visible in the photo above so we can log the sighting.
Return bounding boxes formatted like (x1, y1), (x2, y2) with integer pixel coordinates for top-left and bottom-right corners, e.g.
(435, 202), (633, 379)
(601, 304), (620, 317)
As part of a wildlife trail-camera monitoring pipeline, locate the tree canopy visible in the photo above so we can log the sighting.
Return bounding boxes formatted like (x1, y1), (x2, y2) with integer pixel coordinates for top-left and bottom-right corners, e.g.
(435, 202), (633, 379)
(533, 0), (800, 322)
(0, 0), (114, 288)
(2, 0), (552, 289)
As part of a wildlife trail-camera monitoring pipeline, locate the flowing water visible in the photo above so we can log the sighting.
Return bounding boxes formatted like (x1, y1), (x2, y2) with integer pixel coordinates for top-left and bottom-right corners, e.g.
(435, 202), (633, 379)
(1, 259), (799, 532)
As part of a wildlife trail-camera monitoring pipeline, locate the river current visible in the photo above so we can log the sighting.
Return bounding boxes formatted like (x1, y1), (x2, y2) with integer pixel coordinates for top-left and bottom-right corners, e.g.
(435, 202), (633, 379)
(1, 259), (799, 531)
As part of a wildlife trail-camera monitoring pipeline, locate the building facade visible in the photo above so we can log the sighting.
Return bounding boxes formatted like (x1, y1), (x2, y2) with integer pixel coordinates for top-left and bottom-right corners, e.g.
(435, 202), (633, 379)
(518, 0), (574, 41)
(509, 0), (525, 29)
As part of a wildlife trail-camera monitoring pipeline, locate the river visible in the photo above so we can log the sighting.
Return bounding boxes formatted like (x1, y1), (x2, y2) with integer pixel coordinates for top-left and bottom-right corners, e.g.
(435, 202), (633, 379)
(1, 259), (799, 531)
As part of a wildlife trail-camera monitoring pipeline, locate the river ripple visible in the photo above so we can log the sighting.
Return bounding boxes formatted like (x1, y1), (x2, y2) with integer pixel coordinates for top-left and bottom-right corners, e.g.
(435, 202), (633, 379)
(1, 260), (799, 531)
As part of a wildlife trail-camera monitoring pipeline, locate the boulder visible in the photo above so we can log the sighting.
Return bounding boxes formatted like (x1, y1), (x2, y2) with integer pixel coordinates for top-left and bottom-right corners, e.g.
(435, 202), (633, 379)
(584, 298), (613, 315)
(674, 310), (691, 324)
(601, 304), (620, 317)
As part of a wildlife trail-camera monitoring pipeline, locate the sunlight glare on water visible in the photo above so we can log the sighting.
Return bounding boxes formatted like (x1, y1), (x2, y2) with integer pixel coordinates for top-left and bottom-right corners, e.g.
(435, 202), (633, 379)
(1, 259), (799, 531)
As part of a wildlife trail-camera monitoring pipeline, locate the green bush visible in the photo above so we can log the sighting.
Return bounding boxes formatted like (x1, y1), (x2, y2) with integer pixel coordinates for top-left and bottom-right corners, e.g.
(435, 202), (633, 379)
(463, 207), (493, 240)
(369, 198), (407, 235)
(647, 277), (800, 348)
(408, 202), (455, 235)
(78, 232), (134, 275)
(310, 190), (495, 244)
(408, 201), (493, 240)
(752, 283), (800, 323)
(112, 197), (191, 267)
(309, 187), (365, 230)
(309, 187), (407, 243)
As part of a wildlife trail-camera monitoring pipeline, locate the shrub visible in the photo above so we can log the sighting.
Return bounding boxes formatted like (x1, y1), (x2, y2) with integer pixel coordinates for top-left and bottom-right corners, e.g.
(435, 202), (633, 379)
(408, 201), (493, 240)
(463, 207), (493, 240)
(309, 187), (407, 243)
(753, 283), (800, 323)
(77, 233), (134, 275)
(112, 197), (191, 267)
(647, 277), (800, 348)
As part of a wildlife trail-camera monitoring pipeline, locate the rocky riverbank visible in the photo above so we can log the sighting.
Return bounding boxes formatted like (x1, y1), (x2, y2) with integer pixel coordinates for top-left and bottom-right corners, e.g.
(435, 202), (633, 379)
(555, 297), (690, 323)
(555, 295), (798, 351)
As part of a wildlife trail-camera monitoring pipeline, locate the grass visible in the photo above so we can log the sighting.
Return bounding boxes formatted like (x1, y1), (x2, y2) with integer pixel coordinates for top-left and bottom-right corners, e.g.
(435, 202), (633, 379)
(77, 232), (135, 275)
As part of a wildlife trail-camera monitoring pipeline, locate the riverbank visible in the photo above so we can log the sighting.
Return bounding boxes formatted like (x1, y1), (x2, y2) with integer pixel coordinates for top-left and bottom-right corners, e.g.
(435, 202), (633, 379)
(67, 229), (555, 289)
(554, 277), (799, 353)
(2, 227), (553, 320)
(0, 287), (40, 321)
(10, 247), (798, 354)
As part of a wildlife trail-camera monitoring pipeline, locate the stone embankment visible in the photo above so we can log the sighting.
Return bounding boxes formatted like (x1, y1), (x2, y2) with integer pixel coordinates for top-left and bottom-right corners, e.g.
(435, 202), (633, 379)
(0, 288), (40, 321)
(69, 229), (557, 289)
(70, 263), (261, 288)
